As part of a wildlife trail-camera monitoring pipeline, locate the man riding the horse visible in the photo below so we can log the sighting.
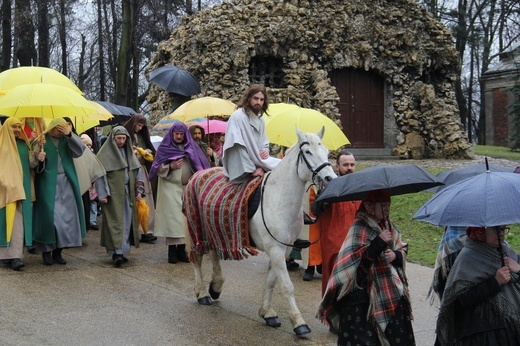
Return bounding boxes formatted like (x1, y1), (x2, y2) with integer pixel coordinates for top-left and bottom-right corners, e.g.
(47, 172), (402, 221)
(222, 84), (281, 184)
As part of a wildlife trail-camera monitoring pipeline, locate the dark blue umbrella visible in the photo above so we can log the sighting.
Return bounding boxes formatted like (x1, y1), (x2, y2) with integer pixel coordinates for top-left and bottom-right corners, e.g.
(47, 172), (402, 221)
(413, 171), (520, 227)
(427, 162), (514, 193)
(149, 65), (201, 97)
(94, 101), (136, 124)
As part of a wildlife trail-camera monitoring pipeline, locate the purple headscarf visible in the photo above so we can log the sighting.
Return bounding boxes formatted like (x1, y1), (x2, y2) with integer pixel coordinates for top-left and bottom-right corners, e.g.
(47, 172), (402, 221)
(148, 122), (210, 179)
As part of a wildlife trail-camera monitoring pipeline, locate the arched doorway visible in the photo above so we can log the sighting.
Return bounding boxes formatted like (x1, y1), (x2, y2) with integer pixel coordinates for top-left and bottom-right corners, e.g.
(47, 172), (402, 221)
(330, 68), (385, 148)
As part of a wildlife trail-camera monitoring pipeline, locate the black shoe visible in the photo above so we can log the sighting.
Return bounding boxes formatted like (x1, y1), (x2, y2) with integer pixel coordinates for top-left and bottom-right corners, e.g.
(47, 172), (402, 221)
(42, 252), (53, 265)
(121, 255), (129, 263)
(168, 245), (178, 264)
(52, 249), (67, 265)
(303, 212), (317, 225)
(140, 233), (157, 243)
(89, 224), (99, 230)
(303, 266), (314, 281)
(286, 259), (299, 271)
(11, 258), (25, 271)
(293, 238), (311, 249)
(112, 254), (124, 267)
(27, 246), (36, 254)
(1, 259), (11, 266)
(177, 244), (190, 263)
(316, 264), (322, 274)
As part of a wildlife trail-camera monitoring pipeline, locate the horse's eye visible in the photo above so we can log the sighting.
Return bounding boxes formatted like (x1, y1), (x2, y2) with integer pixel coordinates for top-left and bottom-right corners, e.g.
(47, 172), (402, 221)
(305, 150), (311, 155)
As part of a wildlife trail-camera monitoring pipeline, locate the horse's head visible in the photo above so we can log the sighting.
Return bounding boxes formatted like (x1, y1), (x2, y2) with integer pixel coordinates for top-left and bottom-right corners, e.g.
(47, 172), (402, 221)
(295, 127), (337, 189)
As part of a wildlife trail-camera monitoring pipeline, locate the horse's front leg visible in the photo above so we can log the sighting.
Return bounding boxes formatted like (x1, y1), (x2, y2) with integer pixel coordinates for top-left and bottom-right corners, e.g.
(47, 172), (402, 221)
(260, 247), (311, 336)
(258, 258), (280, 327)
(208, 249), (224, 300)
(192, 253), (212, 305)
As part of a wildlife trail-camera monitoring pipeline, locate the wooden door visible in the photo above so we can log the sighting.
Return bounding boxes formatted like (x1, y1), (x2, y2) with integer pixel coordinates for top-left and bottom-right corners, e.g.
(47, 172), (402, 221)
(330, 68), (384, 148)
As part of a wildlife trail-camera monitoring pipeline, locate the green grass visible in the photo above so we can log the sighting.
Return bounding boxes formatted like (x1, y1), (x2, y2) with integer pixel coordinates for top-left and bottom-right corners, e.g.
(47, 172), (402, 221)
(355, 146), (520, 267)
(474, 145), (520, 161)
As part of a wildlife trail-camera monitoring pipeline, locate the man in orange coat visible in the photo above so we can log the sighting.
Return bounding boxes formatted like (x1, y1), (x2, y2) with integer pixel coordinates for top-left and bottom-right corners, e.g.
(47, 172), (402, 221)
(318, 150), (360, 295)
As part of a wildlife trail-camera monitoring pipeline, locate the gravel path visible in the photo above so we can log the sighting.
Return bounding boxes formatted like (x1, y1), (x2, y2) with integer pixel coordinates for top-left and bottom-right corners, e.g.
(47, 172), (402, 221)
(359, 155), (519, 171)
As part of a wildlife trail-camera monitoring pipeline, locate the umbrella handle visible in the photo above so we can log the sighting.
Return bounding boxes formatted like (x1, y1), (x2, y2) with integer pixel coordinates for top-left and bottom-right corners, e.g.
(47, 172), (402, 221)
(496, 228), (506, 267)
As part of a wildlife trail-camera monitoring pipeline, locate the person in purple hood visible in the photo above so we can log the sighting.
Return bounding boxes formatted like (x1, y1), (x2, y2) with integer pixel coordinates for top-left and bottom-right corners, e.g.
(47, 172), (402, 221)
(149, 122), (210, 263)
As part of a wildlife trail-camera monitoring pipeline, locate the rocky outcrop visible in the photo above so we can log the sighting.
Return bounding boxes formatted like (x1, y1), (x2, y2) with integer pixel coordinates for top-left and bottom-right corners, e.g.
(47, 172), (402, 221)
(147, 0), (473, 159)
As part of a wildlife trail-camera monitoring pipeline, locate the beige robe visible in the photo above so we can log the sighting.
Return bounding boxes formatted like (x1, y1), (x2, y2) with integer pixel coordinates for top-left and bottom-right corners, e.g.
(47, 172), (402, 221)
(154, 157), (194, 242)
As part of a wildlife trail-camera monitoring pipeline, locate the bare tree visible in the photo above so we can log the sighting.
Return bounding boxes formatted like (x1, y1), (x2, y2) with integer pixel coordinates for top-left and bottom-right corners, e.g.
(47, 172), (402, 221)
(14, 0), (36, 66)
(1, 0), (12, 71)
(36, 0), (49, 67)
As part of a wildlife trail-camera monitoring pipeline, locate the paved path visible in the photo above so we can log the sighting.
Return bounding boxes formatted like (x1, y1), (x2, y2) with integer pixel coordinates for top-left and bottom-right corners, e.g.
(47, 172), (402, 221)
(0, 229), (438, 345)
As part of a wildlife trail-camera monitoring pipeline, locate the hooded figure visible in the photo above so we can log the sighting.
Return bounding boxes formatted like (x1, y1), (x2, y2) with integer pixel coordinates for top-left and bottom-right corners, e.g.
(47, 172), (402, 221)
(0, 118), (44, 270)
(150, 122), (209, 264)
(32, 117), (86, 266)
(95, 126), (144, 267)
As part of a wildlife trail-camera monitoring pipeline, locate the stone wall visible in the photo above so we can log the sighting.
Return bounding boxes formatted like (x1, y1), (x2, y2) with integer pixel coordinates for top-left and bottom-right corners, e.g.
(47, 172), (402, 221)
(146, 0), (473, 159)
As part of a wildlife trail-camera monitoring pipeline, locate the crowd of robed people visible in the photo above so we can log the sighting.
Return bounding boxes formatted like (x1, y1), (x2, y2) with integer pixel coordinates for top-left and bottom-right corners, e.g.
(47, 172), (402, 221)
(1, 83), (519, 345)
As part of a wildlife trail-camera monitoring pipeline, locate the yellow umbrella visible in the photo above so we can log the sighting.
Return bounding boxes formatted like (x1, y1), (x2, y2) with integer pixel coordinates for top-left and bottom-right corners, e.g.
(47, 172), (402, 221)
(264, 103), (350, 150)
(43, 102), (113, 134)
(168, 96), (236, 122)
(5, 202), (15, 243)
(0, 66), (83, 95)
(0, 84), (98, 119)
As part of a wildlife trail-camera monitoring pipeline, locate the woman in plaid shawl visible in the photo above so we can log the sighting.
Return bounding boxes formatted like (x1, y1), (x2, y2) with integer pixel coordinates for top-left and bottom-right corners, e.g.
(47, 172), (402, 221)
(319, 189), (415, 346)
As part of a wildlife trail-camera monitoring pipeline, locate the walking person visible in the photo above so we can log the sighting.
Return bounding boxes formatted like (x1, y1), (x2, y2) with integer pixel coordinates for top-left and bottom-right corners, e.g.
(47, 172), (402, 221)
(0, 118), (45, 270)
(95, 126), (145, 267)
(319, 189), (415, 345)
(149, 122), (210, 263)
(32, 118), (87, 265)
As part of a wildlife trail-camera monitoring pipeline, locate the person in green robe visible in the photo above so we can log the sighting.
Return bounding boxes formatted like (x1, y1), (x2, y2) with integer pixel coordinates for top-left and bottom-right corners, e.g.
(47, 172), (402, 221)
(95, 126), (144, 267)
(0, 118), (45, 270)
(32, 117), (86, 265)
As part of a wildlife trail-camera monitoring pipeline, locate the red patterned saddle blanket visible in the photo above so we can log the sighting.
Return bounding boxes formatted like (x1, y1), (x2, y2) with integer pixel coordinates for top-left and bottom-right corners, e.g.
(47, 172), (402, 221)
(183, 167), (262, 260)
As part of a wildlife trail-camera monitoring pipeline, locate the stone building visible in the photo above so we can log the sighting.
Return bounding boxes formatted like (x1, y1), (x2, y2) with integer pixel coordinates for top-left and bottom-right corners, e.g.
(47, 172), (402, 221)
(481, 46), (520, 149)
(147, 0), (473, 159)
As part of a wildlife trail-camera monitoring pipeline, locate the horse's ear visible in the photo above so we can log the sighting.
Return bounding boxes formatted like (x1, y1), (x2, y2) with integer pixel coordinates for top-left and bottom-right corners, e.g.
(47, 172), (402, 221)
(317, 126), (325, 139)
(296, 126), (305, 143)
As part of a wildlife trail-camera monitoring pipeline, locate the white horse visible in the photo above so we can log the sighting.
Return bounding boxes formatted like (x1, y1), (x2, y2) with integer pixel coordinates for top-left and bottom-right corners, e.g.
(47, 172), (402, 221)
(184, 127), (337, 336)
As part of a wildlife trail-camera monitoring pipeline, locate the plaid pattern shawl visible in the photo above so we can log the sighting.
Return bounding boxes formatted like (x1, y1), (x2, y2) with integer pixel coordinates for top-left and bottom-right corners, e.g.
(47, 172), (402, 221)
(183, 167), (262, 260)
(319, 211), (411, 341)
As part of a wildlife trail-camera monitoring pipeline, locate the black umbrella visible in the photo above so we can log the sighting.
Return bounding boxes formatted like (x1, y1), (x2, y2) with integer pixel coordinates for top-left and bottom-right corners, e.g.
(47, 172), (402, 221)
(313, 164), (443, 214)
(149, 65), (201, 97)
(94, 100), (136, 124)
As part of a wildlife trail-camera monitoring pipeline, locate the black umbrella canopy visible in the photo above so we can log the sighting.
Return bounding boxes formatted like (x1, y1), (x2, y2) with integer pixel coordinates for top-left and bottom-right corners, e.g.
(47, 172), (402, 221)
(149, 65), (201, 97)
(94, 101), (136, 124)
(313, 164), (443, 211)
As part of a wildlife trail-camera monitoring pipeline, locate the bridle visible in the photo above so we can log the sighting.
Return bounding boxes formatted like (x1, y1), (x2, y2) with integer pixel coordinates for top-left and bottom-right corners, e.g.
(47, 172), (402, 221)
(260, 140), (332, 248)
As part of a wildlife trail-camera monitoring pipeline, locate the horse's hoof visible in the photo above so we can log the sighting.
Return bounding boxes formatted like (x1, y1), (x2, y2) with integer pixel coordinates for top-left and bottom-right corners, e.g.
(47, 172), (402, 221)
(209, 286), (221, 300)
(293, 324), (311, 336)
(197, 297), (213, 305)
(264, 316), (281, 328)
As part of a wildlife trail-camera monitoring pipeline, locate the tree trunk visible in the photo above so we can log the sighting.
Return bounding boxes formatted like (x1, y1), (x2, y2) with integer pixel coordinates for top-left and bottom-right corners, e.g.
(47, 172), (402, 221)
(1, 0), (12, 71)
(97, 0), (105, 100)
(59, 0), (67, 75)
(115, 0), (134, 106)
(36, 0), (49, 67)
(14, 0), (36, 66)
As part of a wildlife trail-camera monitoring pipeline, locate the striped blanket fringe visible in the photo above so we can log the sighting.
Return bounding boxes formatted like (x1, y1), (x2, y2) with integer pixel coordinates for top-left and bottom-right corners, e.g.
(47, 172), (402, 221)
(183, 167), (262, 261)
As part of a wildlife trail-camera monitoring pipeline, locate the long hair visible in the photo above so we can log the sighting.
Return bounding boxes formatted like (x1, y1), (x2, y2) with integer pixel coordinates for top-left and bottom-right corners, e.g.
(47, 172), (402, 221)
(237, 84), (269, 114)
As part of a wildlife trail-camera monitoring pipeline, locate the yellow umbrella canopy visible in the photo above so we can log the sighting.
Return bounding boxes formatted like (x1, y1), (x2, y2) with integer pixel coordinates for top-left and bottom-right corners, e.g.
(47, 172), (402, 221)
(0, 84), (98, 119)
(44, 101), (114, 134)
(168, 96), (236, 122)
(264, 103), (350, 150)
(0, 66), (82, 95)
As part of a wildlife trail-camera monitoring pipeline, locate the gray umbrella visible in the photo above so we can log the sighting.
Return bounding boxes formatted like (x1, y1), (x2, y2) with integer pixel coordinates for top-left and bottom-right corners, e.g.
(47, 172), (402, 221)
(95, 100), (136, 124)
(312, 164), (443, 214)
(427, 160), (514, 193)
(149, 65), (201, 96)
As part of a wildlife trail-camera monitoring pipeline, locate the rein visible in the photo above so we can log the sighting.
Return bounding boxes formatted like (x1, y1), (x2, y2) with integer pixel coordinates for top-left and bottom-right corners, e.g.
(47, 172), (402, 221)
(259, 141), (331, 248)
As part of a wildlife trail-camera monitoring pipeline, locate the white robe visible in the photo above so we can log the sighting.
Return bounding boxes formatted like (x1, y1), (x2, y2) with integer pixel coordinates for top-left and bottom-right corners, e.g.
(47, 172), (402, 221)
(222, 108), (280, 183)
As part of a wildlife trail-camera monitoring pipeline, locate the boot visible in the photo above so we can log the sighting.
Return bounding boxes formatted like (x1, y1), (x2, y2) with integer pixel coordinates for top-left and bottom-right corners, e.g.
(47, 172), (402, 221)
(11, 258), (25, 271)
(52, 248), (67, 265)
(42, 251), (53, 265)
(303, 266), (315, 281)
(177, 244), (190, 263)
(168, 245), (178, 264)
